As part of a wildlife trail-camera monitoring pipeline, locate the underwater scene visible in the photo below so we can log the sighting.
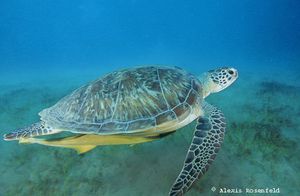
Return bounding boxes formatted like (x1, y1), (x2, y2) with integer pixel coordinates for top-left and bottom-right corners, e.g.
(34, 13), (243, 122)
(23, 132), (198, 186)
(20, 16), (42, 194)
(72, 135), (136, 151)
(0, 0), (300, 195)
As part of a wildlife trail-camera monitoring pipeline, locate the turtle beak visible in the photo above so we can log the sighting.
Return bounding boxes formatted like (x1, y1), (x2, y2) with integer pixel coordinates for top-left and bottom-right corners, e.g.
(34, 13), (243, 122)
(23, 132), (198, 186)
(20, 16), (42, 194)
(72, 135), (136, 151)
(233, 68), (238, 78)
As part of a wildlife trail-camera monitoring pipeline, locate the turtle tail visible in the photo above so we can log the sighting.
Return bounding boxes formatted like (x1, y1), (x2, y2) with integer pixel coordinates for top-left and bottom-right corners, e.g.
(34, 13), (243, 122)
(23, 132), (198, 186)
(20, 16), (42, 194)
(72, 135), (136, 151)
(3, 122), (55, 141)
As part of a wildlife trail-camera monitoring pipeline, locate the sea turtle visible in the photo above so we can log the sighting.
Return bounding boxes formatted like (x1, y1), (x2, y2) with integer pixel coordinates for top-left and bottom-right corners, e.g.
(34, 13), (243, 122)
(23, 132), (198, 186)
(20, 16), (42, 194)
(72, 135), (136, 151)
(3, 65), (238, 195)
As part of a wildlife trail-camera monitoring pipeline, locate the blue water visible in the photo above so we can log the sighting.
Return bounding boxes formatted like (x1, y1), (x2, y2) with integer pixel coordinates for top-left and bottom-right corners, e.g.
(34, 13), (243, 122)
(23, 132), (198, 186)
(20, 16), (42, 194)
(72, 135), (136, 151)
(0, 0), (300, 195)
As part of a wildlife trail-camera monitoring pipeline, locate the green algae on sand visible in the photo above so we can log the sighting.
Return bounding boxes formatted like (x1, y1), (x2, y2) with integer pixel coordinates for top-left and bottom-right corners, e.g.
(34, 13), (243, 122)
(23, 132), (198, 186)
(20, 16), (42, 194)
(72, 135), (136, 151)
(0, 77), (300, 196)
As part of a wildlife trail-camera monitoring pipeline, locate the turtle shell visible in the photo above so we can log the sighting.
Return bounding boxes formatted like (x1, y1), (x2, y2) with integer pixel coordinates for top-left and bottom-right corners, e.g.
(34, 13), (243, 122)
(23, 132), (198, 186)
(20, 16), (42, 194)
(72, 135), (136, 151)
(39, 66), (203, 135)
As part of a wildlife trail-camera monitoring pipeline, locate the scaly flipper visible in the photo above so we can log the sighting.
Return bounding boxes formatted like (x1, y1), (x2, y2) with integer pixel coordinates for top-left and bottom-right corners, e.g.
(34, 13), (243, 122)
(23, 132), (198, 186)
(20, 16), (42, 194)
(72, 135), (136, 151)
(169, 102), (226, 195)
(3, 121), (59, 141)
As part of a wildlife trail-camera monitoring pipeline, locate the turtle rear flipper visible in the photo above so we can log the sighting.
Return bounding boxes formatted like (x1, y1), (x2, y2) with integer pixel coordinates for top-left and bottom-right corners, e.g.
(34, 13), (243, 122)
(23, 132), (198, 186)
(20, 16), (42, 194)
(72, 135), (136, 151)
(3, 122), (58, 141)
(169, 102), (226, 195)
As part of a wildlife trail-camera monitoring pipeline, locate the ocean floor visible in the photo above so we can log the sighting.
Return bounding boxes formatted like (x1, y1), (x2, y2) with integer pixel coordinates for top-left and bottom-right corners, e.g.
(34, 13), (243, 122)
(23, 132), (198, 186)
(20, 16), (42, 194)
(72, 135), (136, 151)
(0, 69), (299, 196)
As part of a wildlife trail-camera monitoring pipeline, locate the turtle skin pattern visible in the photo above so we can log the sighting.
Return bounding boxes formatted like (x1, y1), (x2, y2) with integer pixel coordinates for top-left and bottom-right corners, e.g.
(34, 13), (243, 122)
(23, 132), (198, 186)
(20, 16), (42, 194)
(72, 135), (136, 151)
(169, 103), (226, 195)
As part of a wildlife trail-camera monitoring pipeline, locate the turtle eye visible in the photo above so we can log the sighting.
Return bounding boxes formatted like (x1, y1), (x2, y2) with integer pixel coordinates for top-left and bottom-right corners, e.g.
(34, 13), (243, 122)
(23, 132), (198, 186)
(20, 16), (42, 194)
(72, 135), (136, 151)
(228, 69), (234, 75)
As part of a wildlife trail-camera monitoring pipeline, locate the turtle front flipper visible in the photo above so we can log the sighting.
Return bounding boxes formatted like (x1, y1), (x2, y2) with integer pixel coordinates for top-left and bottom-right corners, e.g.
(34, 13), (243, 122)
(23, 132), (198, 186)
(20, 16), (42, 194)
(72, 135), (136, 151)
(169, 102), (226, 196)
(3, 121), (59, 141)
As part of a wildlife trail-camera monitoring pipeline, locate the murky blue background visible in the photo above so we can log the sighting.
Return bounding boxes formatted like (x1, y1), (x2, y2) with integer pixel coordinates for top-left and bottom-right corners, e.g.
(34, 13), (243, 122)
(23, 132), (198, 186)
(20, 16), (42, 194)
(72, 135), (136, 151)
(0, 0), (299, 195)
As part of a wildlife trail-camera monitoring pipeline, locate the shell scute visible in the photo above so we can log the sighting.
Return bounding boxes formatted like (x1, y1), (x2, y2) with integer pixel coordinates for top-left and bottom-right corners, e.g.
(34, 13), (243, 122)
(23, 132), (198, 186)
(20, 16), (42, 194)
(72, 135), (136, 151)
(186, 90), (199, 106)
(101, 122), (127, 133)
(155, 110), (177, 125)
(127, 118), (156, 132)
(173, 103), (192, 121)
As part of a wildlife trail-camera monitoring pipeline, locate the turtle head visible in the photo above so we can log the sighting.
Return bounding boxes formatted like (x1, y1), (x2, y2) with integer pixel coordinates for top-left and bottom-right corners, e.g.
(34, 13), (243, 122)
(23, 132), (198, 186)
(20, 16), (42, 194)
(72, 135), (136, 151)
(199, 67), (238, 98)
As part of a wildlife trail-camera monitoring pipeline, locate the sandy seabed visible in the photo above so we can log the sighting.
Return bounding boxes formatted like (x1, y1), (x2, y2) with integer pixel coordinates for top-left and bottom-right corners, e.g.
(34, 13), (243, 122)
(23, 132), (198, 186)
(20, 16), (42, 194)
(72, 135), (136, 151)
(0, 70), (299, 196)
